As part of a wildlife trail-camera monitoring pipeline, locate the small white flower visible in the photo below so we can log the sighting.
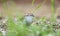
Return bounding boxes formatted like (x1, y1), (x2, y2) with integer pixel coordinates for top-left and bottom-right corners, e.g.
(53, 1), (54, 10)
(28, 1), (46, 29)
(2, 31), (7, 36)
(0, 28), (3, 31)
(0, 28), (7, 36)
(2, 20), (6, 23)
(14, 18), (17, 21)
(2, 18), (8, 24)
(48, 34), (53, 36)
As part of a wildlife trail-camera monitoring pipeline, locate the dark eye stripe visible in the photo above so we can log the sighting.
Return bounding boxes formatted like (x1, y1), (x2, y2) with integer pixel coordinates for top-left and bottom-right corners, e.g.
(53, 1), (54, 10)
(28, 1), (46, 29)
(25, 14), (34, 17)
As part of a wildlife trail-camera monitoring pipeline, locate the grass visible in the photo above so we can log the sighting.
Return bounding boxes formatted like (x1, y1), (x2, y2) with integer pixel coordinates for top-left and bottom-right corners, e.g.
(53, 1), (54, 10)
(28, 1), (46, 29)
(5, 16), (60, 36)
(0, 0), (60, 36)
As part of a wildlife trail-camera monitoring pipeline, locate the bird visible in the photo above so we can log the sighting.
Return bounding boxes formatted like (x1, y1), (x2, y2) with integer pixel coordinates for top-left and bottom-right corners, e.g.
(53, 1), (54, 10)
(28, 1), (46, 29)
(23, 13), (34, 26)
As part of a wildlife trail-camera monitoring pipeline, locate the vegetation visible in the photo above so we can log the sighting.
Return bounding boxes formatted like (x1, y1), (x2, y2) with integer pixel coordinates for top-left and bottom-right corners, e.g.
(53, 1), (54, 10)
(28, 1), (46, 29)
(0, 0), (60, 36)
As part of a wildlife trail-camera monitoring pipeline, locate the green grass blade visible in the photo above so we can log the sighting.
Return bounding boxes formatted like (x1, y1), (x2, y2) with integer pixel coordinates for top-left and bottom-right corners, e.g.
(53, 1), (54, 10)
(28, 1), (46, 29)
(2, 1), (16, 16)
(32, 0), (47, 12)
(32, 0), (35, 6)
(51, 0), (55, 22)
